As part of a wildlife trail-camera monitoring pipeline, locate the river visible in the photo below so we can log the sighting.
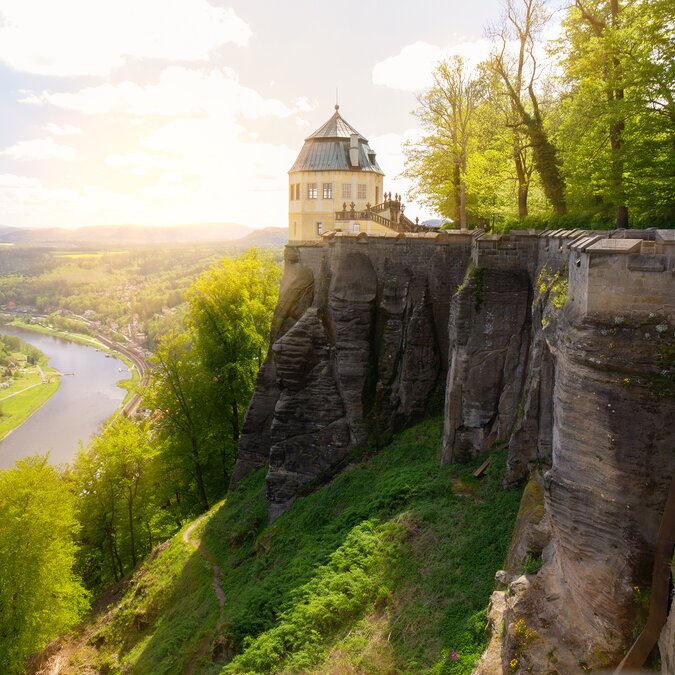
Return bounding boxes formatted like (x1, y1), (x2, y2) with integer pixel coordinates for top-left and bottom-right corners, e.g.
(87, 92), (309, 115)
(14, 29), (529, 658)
(0, 326), (130, 469)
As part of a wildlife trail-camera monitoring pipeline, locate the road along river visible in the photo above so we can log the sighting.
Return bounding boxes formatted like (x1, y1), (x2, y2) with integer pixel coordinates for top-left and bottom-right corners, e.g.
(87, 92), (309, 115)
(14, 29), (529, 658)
(0, 325), (131, 469)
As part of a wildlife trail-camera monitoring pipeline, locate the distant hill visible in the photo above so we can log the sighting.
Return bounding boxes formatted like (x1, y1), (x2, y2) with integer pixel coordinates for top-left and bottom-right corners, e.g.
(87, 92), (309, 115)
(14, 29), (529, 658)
(0, 222), (255, 245)
(235, 226), (288, 247)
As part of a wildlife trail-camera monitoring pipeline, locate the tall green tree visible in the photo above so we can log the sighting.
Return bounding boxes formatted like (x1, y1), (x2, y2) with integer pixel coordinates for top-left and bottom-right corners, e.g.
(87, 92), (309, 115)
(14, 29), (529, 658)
(0, 457), (88, 672)
(558, 0), (675, 224)
(73, 417), (167, 589)
(187, 248), (281, 482)
(487, 0), (568, 214)
(405, 56), (484, 227)
(145, 331), (216, 512)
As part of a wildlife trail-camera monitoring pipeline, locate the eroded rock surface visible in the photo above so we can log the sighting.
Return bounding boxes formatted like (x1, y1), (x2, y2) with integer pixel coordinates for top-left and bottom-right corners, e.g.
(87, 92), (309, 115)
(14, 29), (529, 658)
(231, 235), (472, 518)
(442, 268), (531, 464)
(233, 229), (675, 670)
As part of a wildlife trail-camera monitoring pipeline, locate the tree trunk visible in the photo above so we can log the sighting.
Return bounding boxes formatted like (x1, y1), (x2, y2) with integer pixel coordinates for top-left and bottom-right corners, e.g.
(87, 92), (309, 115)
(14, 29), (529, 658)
(191, 437), (210, 511)
(453, 160), (462, 223)
(514, 143), (529, 218)
(146, 519), (153, 550)
(231, 398), (239, 445)
(114, 540), (124, 578)
(105, 525), (119, 582)
(526, 119), (567, 215)
(609, 0), (628, 228)
(128, 488), (136, 568)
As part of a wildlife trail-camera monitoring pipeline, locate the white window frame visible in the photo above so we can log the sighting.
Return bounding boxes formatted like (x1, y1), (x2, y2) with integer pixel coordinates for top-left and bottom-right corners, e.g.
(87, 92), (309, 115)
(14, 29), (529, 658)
(358, 183), (367, 200)
(342, 183), (352, 199)
(307, 183), (318, 199)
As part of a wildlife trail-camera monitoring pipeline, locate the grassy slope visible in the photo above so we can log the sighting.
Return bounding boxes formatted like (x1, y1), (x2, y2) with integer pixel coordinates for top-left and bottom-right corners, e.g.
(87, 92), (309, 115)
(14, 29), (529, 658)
(47, 416), (522, 674)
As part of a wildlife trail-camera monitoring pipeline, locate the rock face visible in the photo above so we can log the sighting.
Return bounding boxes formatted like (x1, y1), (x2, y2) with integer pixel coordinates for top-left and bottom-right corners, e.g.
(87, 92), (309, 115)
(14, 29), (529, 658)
(440, 229), (675, 670)
(233, 227), (675, 668)
(231, 233), (473, 518)
(659, 564), (675, 675)
(442, 267), (531, 464)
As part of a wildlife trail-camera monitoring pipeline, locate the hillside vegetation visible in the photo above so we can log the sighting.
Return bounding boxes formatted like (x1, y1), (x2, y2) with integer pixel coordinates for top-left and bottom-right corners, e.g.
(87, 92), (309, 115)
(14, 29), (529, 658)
(33, 416), (522, 674)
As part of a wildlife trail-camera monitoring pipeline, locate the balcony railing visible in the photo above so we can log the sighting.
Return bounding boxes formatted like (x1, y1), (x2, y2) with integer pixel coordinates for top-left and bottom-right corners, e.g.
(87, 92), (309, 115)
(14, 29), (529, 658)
(335, 198), (425, 233)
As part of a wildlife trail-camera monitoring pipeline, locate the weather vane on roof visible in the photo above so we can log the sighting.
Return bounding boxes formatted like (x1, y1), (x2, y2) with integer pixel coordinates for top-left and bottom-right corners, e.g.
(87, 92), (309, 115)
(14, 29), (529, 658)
(335, 88), (339, 111)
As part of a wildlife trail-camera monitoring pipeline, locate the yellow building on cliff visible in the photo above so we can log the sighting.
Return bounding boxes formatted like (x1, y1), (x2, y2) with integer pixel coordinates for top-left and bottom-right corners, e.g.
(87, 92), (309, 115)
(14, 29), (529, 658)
(288, 105), (422, 241)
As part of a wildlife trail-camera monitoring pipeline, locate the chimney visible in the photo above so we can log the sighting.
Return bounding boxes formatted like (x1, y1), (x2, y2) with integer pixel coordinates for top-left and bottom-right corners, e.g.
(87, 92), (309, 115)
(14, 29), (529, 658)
(349, 133), (359, 167)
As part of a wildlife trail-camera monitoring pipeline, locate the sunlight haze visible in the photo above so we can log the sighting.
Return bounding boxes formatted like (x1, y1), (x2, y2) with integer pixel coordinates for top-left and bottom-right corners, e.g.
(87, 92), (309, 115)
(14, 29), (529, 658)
(0, 0), (503, 229)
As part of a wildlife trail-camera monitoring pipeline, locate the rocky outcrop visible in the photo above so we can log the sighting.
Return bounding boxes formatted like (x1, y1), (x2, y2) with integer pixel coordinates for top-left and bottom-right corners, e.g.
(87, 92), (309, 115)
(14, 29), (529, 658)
(230, 248), (315, 484)
(437, 229), (674, 670)
(442, 266), (531, 464)
(231, 233), (473, 518)
(233, 227), (675, 669)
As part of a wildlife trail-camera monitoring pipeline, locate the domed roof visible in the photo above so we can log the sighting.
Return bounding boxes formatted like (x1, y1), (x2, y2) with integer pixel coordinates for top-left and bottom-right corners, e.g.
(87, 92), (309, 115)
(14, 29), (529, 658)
(305, 106), (368, 141)
(289, 106), (383, 175)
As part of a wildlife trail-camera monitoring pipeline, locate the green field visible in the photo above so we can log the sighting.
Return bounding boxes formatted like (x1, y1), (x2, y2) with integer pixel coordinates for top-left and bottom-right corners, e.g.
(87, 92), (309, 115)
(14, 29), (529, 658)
(0, 367), (61, 441)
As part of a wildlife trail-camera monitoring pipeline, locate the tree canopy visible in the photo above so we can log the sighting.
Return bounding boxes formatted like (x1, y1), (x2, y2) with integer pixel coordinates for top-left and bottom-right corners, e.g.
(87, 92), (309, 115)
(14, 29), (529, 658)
(405, 0), (674, 229)
(0, 457), (88, 673)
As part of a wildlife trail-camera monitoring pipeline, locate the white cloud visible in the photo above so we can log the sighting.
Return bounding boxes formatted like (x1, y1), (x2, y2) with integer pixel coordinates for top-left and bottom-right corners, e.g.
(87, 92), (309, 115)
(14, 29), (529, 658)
(372, 39), (493, 91)
(0, 0), (251, 77)
(46, 123), (82, 136)
(0, 173), (41, 189)
(0, 174), (145, 227)
(1, 137), (76, 160)
(22, 67), (310, 120)
(106, 152), (181, 177)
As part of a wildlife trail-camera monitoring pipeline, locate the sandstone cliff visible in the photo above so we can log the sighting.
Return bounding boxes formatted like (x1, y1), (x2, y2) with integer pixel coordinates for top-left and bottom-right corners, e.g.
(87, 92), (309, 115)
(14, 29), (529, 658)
(232, 233), (473, 519)
(233, 227), (675, 669)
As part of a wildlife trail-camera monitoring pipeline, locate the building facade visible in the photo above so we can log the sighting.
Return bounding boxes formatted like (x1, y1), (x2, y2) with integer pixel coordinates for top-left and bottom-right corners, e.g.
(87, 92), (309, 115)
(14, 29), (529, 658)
(288, 106), (422, 241)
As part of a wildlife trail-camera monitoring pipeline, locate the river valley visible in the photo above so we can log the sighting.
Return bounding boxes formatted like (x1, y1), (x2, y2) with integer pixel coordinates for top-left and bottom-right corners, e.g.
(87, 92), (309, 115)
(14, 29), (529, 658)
(0, 325), (130, 469)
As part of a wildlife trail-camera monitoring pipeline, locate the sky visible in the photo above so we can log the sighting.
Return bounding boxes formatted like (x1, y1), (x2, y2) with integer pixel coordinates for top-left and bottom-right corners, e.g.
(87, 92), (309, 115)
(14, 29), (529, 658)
(0, 0), (505, 230)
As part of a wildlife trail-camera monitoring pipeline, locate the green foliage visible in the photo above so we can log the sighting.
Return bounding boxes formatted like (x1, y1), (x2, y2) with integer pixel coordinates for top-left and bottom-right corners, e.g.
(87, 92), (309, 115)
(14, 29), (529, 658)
(470, 266), (485, 312)
(196, 417), (521, 674)
(222, 520), (403, 673)
(537, 267), (569, 310)
(145, 249), (281, 519)
(496, 211), (616, 233)
(405, 0), (675, 228)
(0, 456), (88, 672)
(33, 417), (522, 674)
(520, 553), (544, 575)
(557, 0), (675, 224)
(72, 417), (174, 591)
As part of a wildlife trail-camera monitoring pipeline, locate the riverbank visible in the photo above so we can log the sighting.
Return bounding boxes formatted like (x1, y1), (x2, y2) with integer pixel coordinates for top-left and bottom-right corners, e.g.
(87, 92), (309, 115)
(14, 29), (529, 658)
(0, 351), (61, 442)
(0, 325), (136, 468)
(6, 319), (142, 404)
